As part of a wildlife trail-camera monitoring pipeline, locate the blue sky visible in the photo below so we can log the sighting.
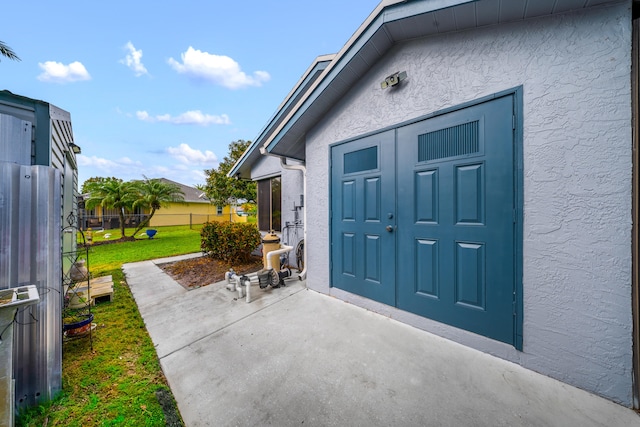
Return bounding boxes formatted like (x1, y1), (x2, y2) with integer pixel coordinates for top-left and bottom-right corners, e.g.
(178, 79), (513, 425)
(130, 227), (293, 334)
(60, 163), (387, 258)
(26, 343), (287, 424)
(2, 0), (380, 188)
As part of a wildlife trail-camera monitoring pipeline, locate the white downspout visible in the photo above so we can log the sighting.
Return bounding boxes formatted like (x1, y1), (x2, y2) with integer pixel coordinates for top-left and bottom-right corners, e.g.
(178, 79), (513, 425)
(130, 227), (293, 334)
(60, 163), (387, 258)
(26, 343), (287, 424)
(278, 157), (307, 281)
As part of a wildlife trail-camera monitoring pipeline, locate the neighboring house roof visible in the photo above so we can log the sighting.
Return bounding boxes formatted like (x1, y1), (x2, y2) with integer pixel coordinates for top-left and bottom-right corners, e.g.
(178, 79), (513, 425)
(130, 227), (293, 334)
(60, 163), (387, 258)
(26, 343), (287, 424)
(255, 0), (623, 161)
(229, 54), (335, 179)
(157, 178), (210, 203)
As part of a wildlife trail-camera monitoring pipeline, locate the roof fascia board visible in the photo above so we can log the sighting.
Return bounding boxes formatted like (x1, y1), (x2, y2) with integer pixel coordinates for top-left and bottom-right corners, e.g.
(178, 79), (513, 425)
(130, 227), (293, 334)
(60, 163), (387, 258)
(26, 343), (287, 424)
(264, 0), (477, 154)
(228, 55), (334, 178)
(383, 0), (478, 22)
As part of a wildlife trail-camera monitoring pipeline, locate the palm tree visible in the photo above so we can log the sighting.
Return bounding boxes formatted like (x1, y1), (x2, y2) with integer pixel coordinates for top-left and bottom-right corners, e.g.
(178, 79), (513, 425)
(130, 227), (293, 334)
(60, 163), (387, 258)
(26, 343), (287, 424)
(0, 41), (20, 61)
(131, 177), (184, 236)
(84, 178), (135, 239)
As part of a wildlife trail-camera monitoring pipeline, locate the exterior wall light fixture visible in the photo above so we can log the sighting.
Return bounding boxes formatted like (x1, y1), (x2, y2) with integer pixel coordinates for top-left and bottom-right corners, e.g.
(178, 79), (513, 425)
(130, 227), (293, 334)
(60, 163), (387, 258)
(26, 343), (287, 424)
(381, 71), (407, 89)
(69, 143), (81, 154)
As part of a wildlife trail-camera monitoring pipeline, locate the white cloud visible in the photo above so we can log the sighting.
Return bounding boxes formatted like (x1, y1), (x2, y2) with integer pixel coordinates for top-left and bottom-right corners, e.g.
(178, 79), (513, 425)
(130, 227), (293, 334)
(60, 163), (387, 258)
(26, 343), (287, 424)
(120, 41), (148, 76)
(77, 155), (119, 169)
(78, 155), (143, 170)
(37, 61), (91, 83)
(167, 143), (217, 166)
(167, 47), (270, 89)
(118, 157), (138, 165)
(136, 111), (151, 122)
(136, 110), (230, 126)
(77, 153), (208, 187)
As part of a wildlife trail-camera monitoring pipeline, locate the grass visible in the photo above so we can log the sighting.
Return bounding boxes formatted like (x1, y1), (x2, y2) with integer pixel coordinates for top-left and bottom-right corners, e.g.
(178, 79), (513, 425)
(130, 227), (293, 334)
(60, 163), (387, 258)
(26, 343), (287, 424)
(17, 225), (204, 427)
(85, 225), (203, 276)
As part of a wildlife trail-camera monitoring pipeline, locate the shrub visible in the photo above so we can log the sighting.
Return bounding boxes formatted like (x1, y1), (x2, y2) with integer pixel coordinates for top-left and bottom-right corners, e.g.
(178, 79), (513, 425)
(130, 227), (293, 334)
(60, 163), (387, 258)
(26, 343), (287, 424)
(200, 222), (261, 263)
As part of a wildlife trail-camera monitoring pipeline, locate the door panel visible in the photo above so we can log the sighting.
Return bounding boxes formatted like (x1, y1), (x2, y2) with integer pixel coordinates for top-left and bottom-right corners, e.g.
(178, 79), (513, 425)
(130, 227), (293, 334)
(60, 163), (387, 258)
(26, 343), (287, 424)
(455, 242), (486, 309)
(415, 239), (438, 297)
(331, 130), (396, 306)
(330, 96), (516, 345)
(397, 96), (515, 344)
(456, 163), (484, 224)
(415, 170), (438, 222)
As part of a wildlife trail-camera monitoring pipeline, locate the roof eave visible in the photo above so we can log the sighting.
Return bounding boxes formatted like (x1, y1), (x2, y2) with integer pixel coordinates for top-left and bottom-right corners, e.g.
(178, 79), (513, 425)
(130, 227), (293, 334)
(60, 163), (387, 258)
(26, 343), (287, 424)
(264, 0), (623, 159)
(228, 54), (335, 179)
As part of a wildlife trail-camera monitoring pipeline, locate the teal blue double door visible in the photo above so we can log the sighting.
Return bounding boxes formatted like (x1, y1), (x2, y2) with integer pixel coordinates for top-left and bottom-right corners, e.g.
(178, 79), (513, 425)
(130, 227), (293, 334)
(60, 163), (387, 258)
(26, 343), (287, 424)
(330, 95), (518, 345)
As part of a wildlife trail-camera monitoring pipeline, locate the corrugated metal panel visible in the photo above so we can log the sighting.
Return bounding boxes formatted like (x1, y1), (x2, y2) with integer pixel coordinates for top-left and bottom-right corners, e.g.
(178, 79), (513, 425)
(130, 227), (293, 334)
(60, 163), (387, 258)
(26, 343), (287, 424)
(0, 164), (19, 287)
(50, 112), (77, 253)
(0, 114), (31, 164)
(0, 163), (62, 411)
(0, 94), (76, 413)
(50, 120), (65, 171)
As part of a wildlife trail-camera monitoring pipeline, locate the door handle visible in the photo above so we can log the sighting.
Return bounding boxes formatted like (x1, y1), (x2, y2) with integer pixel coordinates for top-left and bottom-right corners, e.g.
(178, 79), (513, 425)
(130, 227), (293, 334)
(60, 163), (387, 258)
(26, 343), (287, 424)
(386, 225), (394, 232)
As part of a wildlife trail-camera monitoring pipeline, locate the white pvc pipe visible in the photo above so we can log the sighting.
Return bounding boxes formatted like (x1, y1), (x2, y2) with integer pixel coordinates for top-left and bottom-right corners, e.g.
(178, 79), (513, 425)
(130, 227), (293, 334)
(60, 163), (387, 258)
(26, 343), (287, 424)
(226, 271), (259, 303)
(225, 270), (236, 291)
(265, 244), (293, 270)
(279, 157), (307, 281)
(236, 276), (243, 299)
(225, 244), (293, 303)
(243, 276), (252, 303)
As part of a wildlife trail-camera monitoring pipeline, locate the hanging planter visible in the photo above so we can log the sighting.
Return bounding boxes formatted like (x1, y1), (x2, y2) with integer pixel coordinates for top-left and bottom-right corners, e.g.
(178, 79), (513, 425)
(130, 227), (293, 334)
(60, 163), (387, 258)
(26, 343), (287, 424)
(63, 313), (94, 337)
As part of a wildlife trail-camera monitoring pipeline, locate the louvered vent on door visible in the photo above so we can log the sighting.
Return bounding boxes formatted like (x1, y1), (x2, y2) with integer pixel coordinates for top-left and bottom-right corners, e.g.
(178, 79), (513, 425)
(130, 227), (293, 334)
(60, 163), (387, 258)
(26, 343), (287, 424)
(418, 121), (479, 162)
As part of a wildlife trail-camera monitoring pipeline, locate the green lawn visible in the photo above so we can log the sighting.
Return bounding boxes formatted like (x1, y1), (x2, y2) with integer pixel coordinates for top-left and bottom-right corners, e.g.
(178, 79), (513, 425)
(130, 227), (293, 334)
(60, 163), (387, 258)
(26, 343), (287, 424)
(18, 225), (203, 427)
(85, 225), (203, 276)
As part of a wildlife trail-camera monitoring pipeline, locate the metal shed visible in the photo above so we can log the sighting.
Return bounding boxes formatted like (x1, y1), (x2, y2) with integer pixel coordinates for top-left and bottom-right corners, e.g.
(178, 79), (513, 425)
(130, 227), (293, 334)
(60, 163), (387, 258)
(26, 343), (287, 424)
(0, 90), (79, 415)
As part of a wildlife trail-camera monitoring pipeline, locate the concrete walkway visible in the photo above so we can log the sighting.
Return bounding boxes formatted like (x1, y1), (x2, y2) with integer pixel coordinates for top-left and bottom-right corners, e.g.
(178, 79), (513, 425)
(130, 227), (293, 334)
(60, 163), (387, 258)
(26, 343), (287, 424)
(123, 255), (640, 427)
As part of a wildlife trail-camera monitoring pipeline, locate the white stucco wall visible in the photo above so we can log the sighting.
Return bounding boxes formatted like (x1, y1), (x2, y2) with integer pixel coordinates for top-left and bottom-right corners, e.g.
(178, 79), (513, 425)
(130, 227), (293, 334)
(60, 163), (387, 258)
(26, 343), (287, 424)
(304, 2), (633, 405)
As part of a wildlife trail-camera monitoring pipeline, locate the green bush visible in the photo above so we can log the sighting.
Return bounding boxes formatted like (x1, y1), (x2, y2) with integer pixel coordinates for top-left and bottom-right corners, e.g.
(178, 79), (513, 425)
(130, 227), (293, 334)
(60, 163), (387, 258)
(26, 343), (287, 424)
(200, 222), (261, 263)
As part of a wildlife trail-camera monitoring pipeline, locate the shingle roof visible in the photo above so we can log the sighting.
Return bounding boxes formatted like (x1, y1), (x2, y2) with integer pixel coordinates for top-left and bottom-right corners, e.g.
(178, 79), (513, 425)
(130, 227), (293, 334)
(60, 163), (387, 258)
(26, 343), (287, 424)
(157, 178), (210, 203)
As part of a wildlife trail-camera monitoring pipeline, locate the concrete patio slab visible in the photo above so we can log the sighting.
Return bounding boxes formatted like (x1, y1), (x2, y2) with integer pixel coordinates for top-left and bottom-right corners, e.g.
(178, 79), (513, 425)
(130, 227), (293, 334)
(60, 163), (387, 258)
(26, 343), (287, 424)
(123, 256), (640, 427)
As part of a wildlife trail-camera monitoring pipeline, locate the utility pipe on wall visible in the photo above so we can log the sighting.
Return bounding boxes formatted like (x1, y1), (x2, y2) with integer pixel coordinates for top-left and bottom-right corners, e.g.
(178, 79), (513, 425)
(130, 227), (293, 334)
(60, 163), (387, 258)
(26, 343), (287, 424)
(278, 157), (307, 280)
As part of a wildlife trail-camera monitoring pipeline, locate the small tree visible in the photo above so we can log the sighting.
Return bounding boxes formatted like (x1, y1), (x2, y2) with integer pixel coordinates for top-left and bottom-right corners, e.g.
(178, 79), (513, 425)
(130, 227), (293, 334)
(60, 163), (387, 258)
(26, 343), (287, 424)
(84, 178), (135, 239)
(81, 176), (122, 194)
(199, 140), (256, 208)
(131, 177), (184, 236)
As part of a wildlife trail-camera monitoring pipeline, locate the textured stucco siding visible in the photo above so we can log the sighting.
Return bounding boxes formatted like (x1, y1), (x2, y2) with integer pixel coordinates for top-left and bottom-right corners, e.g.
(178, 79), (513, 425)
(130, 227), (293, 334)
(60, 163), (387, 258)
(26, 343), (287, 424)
(305, 3), (633, 405)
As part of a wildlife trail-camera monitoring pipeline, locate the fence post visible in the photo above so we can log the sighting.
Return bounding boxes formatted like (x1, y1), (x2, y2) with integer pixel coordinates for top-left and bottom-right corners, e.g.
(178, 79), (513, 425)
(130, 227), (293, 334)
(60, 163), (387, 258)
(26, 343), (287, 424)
(190, 213), (192, 229)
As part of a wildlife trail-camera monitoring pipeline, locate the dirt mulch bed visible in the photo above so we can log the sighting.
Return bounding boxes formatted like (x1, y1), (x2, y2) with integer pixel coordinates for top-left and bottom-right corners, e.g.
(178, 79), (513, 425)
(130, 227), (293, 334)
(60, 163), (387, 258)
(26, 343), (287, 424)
(158, 255), (263, 289)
